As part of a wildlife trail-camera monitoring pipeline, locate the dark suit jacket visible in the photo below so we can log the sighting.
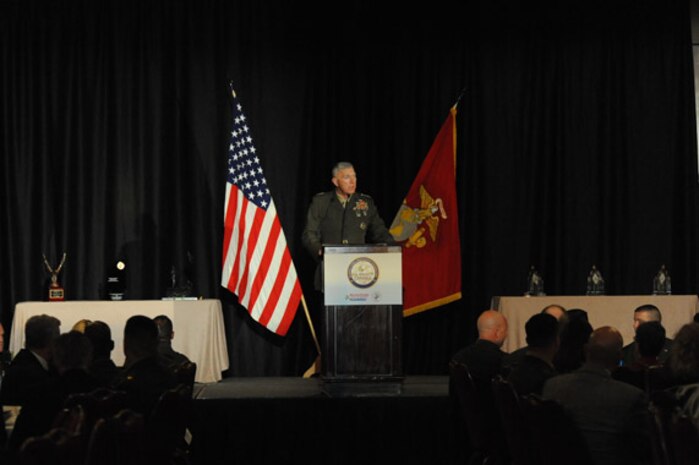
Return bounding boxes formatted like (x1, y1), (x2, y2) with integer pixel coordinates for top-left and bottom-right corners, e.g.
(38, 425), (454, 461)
(0, 349), (53, 406)
(451, 339), (505, 386)
(621, 338), (673, 367)
(114, 356), (177, 416)
(507, 354), (556, 396)
(543, 363), (651, 465)
(156, 341), (191, 370)
(89, 357), (119, 387)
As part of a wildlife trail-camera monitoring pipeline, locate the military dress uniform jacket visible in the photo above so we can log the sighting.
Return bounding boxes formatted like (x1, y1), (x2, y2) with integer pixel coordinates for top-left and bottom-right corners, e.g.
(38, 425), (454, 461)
(302, 191), (394, 290)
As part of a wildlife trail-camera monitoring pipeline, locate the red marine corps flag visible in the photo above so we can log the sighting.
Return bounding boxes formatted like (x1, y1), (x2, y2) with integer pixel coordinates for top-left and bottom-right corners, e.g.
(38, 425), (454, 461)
(221, 86), (302, 335)
(389, 106), (461, 316)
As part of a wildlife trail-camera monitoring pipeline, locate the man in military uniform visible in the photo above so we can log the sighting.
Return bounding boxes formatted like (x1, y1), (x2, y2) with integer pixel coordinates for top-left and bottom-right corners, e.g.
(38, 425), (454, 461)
(302, 161), (394, 290)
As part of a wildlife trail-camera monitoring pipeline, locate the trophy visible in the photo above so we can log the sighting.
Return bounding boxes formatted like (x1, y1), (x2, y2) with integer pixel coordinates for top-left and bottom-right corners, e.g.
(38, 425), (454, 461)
(525, 266), (546, 296)
(106, 261), (127, 300)
(165, 252), (195, 298)
(586, 265), (605, 296)
(653, 265), (671, 295)
(43, 252), (66, 301)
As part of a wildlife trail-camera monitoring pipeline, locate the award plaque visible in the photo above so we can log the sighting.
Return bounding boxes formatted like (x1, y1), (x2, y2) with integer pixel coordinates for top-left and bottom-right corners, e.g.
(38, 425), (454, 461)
(586, 265), (605, 296)
(43, 252), (66, 301)
(525, 266), (546, 296)
(106, 261), (126, 300)
(653, 265), (672, 295)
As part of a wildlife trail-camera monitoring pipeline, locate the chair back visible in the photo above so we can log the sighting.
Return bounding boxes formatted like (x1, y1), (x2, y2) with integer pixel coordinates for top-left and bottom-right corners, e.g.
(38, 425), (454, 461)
(148, 384), (192, 465)
(492, 376), (533, 465)
(174, 362), (197, 397)
(64, 388), (128, 434)
(449, 361), (489, 452)
(84, 409), (146, 465)
(650, 400), (699, 465)
(18, 427), (82, 465)
(520, 395), (593, 465)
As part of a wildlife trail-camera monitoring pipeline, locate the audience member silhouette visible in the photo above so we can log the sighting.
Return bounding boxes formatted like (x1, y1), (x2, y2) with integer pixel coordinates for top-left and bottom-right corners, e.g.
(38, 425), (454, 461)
(553, 315), (593, 373)
(451, 310), (509, 387)
(450, 310), (509, 464)
(508, 313), (558, 395)
(621, 304), (672, 366)
(506, 304), (567, 370)
(543, 326), (651, 465)
(0, 314), (61, 459)
(153, 315), (191, 371)
(614, 321), (672, 392)
(665, 323), (699, 427)
(113, 315), (177, 417)
(1, 315), (60, 405)
(84, 320), (119, 387)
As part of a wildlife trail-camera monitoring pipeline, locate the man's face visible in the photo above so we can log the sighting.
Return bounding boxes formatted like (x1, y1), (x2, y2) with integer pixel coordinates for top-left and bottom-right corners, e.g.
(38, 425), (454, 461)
(633, 311), (656, 332)
(332, 167), (357, 198)
(0, 323), (4, 352)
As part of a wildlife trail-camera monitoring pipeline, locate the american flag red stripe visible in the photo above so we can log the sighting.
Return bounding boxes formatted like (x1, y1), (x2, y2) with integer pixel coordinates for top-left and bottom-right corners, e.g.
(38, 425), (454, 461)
(221, 88), (301, 336)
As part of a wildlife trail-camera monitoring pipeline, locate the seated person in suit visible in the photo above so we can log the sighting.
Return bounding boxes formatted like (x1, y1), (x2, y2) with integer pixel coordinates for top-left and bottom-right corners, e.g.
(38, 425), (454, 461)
(1, 314), (60, 458)
(1, 314), (60, 406)
(621, 304), (672, 366)
(508, 313), (558, 395)
(14, 331), (102, 448)
(153, 315), (191, 371)
(543, 326), (651, 465)
(614, 321), (672, 392)
(113, 315), (177, 416)
(451, 310), (508, 386)
(450, 310), (509, 463)
(84, 321), (119, 387)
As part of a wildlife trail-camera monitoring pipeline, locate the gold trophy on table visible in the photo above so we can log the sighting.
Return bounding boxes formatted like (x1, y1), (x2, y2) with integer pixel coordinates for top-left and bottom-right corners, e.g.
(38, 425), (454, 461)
(43, 252), (66, 301)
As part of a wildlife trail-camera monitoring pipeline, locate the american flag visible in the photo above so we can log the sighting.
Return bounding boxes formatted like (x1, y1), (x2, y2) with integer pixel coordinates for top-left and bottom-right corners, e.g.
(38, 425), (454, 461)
(221, 87), (302, 336)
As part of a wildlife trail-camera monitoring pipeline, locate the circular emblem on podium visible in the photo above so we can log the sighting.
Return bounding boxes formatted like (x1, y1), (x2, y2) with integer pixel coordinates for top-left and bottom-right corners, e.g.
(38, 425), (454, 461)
(347, 257), (379, 289)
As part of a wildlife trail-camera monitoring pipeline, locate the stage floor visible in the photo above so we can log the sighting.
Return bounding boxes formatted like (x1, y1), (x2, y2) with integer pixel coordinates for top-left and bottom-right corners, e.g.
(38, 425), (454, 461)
(190, 376), (459, 465)
(193, 375), (448, 399)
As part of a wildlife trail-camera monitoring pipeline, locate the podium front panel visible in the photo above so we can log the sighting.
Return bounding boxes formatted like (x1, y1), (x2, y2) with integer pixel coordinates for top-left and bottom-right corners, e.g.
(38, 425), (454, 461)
(322, 304), (403, 379)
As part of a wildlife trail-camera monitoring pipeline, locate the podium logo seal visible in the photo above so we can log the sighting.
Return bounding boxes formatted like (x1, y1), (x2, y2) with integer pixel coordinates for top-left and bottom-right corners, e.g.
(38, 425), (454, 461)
(347, 257), (379, 289)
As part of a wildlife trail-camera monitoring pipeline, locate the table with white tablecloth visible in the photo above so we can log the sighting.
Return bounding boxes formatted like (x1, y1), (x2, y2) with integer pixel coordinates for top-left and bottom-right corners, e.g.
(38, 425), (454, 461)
(492, 295), (698, 354)
(9, 299), (229, 383)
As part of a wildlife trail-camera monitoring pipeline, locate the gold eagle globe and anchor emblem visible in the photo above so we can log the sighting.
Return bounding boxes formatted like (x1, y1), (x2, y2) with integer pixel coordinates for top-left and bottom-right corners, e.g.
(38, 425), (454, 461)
(389, 185), (448, 248)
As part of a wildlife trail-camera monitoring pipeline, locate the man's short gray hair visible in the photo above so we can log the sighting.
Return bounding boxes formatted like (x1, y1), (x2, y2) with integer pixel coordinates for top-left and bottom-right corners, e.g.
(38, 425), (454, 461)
(25, 314), (61, 350)
(332, 162), (354, 177)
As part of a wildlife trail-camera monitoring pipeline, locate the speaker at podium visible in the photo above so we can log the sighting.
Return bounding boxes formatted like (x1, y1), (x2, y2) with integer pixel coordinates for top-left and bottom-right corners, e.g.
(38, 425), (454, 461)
(321, 244), (403, 396)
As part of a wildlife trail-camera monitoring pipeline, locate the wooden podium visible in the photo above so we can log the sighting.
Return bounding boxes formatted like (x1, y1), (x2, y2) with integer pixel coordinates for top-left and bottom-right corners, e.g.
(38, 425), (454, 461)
(321, 245), (403, 396)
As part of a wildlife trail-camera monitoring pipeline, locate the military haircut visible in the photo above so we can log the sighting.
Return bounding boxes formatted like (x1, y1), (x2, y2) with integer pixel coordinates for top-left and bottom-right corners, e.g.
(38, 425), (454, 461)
(634, 321), (666, 358)
(634, 304), (661, 322)
(124, 315), (158, 356)
(331, 161), (354, 177)
(525, 313), (559, 349)
(84, 320), (114, 357)
(154, 314), (174, 340)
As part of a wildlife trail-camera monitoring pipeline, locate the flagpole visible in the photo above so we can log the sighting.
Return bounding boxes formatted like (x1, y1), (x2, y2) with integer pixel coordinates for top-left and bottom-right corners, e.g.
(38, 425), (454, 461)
(453, 87), (467, 109)
(301, 294), (322, 378)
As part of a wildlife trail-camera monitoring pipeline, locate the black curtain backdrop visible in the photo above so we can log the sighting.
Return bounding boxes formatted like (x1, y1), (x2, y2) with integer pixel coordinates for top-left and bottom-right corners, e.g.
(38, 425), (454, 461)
(0, 0), (695, 376)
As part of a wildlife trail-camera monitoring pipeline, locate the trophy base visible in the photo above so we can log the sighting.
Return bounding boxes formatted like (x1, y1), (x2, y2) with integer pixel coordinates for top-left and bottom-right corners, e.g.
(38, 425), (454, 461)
(109, 293), (124, 301)
(49, 288), (65, 301)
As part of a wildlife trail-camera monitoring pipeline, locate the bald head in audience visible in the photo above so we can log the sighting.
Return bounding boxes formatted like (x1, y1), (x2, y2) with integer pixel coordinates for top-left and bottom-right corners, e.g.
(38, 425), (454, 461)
(585, 326), (623, 370)
(477, 310), (508, 347)
(542, 304), (566, 321)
